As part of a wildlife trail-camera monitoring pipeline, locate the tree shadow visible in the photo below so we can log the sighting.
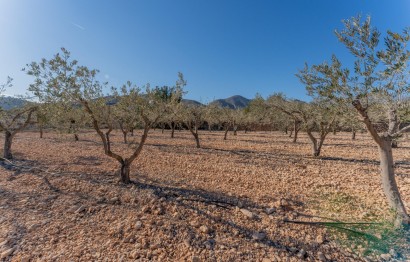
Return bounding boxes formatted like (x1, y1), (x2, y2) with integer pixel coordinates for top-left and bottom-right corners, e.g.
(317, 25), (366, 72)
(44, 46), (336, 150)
(320, 156), (380, 165)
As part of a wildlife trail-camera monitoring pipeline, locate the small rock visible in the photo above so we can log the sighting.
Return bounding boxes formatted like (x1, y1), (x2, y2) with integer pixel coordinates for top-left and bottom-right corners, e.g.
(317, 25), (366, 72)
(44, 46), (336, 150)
(1, 248), (15, 259)
(203, 239), (215, 249)
(75, 205), (86, 214)
(154, 207), (164, 215)
(110, 197), (120, 204)
(251, 232), (266, 241)
(380, 253), (392, 261)
(240, 209), (255, 219)
(190, 220), (200, 228)
(192, 255), (201, 262)
(317, 252), (326, 261)
(262, 258), (271, 262)
(0, 239), (8, 247)
(316, 234), (325, 244)
(297, 249), (306, 258)
(265, 207), (276, 215)
(200, 225), (211, 234)
(129, 250), (139, 259)
(28, 223), (40, 232)
(135, 221), (142, 229)
(142, 206), (151, 213)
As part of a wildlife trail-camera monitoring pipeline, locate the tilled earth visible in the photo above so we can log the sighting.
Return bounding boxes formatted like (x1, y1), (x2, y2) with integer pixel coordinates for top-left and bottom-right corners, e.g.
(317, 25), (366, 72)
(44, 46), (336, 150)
(0, 130), (409, 261)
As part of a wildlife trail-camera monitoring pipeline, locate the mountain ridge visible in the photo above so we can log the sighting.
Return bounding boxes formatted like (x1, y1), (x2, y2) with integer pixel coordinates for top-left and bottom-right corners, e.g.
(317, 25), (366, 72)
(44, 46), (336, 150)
(0, 95), (252, 110)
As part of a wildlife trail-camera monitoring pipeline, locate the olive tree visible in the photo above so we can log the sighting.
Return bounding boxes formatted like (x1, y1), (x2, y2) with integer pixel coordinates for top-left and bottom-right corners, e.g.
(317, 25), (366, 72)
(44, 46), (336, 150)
(154, 82), (185, 138)
(0, 77), (37, 159)
(267, 94), (304, 143)
(299, 100), (340, 157)
(26, 48), (176, 183)
(298, 16), (410, 225)
(181, 104), (204, 148)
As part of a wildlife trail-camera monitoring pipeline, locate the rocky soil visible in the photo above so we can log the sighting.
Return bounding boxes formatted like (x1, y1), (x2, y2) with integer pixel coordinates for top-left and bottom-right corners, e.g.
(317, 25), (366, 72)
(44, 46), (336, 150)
(0, 130), (409, 261)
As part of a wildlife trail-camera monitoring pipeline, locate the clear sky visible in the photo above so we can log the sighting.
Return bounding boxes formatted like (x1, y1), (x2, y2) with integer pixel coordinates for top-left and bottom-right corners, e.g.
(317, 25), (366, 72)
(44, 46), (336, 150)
(0, 0), (409, 102)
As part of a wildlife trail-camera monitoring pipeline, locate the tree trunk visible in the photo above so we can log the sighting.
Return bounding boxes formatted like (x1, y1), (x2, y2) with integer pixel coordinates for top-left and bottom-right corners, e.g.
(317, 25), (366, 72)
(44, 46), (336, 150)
(194, 133), (200, 148)
(3, 131), (14, 159)
(315, 138), (325, 157)
(74, 134), (79, 141)
(224, 128), (229, 140)
(293, 129), (299, 143)
(284, 127), (288, 134)
(119, 162), (131, 184)
(307, 130), (320, 157)
(233, 126), (238, 136)
(130, 129), (134, 136)
(122, 131), (128, 144)
(171, 123), (175, 138)
(292, 120), (300, 142)
(289, 130), (293, 138)
(378, 136), (409, 226)
(352, 130), (356, 140)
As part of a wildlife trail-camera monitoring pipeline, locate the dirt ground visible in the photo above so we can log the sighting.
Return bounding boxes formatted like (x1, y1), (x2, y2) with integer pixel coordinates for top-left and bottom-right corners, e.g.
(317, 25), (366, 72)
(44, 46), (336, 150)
(0, 130), (409, 261)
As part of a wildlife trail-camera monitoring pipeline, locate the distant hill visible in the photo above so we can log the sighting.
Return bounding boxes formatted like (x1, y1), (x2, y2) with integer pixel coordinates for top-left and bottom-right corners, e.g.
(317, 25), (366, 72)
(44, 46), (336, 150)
(0, 96), (29, 110)
(181, 99), (203, 107)
(0, 95), (252, 110)
(210, 95), (251, 109)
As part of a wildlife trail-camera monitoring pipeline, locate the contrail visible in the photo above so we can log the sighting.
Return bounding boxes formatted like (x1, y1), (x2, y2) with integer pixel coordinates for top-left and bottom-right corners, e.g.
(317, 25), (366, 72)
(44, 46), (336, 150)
(71, 22), (85, 30)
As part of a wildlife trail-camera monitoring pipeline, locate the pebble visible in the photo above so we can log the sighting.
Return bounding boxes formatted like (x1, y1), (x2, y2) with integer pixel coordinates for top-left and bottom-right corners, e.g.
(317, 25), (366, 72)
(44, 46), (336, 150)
(1, 248), (15, 259)
(297, 249), (306, 259)
(129, 250), (139, 259)
(191, 256), (201, 262)
(317, 252), (326, 261)
(265, 207), (276, 215)
(75, 205), (86, 213)
(110, 197), (120, 204)
(252, 232), (266, 241)
(135, 221), (142, 229)
(200, 225), (211, 234)
(380, 253), (392, 261)
(0, 239), (8, 247)
(240, 208), (255, 219)
(316, 235), (325, 244)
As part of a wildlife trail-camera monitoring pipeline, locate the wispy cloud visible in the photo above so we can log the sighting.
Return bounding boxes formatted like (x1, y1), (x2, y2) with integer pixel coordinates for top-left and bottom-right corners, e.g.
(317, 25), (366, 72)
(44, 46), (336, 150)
(71, 22), (85, 30)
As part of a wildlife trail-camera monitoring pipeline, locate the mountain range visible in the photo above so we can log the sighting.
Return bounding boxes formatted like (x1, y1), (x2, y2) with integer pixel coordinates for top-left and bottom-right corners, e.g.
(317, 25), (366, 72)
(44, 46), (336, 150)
(0, 95), (252, 110)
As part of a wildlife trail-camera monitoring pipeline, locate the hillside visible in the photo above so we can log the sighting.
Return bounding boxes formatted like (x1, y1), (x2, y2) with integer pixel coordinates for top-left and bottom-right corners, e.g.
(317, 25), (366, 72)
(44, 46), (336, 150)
(0, 95), (253, 110)
(0, 96), (29, 110)
(210, 95), (251, 109)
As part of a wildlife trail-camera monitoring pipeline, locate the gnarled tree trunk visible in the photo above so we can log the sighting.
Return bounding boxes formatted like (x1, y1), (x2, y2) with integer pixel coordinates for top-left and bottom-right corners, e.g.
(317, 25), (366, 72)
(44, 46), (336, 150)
(119, 162), (131, 184)
(193, 133), (200, 148)
(3, 131), (14, 159)
(352, 100), (409, 225)
(223, 125), (229, 140)
(39, 125), (44, 138)
(122, 131), (128, 144)
(170, 122), (175, 138)
(378, 136), (410, 226)
(292, 120), (301, 143)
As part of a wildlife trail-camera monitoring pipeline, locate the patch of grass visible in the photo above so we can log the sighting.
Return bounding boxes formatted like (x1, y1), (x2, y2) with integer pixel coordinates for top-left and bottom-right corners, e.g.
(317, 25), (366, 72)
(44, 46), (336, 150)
(326, 217), (410, 260)
(311, 191), (410, 259)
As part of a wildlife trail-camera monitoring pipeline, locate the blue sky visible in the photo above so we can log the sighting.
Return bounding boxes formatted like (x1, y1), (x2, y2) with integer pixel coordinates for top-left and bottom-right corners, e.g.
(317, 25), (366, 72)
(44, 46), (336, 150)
(0, 0), (409, 102)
